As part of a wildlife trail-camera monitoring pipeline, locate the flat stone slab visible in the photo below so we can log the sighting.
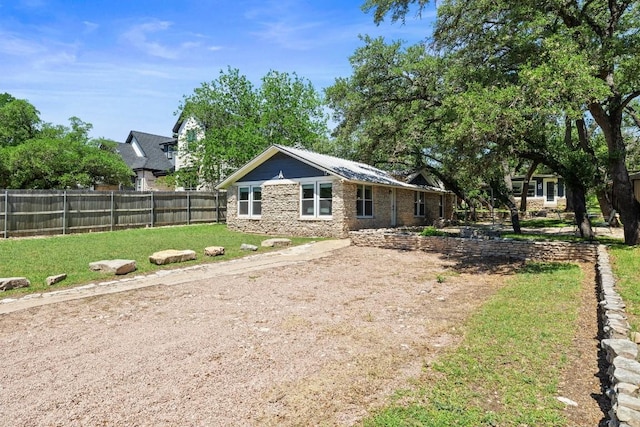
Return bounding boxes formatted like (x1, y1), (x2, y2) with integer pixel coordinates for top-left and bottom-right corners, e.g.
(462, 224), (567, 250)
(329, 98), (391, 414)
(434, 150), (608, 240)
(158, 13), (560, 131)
(240, 243), (258, 251)
(261, 238), (292, 248)
(149, 249), (196, 265)
(0, 277), (31, 291)
(204, 246), (225, 257)
(46, 274), (67, 286)
(89, 260), (137, 275)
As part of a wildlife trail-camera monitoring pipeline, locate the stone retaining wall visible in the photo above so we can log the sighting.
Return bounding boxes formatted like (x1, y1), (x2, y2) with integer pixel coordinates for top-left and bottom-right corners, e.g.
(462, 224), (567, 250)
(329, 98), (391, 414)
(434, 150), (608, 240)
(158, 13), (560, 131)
(349, 229), (598, 263)
(350, 229), (637, 426)
(597, 246), (640, 427)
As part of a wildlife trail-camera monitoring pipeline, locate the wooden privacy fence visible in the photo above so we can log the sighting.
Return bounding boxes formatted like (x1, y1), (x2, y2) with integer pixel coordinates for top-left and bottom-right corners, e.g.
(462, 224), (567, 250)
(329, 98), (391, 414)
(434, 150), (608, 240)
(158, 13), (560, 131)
(0, 190), (227, 238)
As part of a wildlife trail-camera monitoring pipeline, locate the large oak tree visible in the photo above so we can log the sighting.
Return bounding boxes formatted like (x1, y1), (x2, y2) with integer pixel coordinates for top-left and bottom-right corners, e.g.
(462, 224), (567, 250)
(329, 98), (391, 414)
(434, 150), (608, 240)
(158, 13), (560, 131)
(363, 0), (640, 244)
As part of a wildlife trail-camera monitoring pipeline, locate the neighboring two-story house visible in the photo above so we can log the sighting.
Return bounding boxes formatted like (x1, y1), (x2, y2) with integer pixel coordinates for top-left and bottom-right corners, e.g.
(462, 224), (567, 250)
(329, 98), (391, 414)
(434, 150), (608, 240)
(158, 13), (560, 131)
(117, 131), (177, 191)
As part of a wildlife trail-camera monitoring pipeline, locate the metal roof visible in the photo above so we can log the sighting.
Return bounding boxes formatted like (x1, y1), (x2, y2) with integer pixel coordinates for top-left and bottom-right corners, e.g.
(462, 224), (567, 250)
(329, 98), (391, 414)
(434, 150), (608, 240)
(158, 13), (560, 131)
(217, 144), (446, 192)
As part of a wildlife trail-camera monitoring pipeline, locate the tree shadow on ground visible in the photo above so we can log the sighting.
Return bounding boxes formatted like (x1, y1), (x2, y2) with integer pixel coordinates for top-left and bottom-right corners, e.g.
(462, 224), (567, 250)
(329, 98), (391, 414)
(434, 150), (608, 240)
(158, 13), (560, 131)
(435, 253), (578, 276)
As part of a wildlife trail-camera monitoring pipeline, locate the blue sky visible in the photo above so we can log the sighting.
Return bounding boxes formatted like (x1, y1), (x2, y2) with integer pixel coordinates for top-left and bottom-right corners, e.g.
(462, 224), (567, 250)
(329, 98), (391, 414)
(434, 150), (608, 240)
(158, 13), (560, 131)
(1, 0), (436, 141)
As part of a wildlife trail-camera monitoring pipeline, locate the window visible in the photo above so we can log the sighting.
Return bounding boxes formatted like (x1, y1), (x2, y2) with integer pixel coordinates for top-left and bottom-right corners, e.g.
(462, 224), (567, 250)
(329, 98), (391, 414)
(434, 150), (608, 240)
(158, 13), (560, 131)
(238, 185), (261, 217)
(301, 182), (332, 218)
(414, 191), (426, 217)
(356, 184), (373, 217)
(512, 181), (536, 197)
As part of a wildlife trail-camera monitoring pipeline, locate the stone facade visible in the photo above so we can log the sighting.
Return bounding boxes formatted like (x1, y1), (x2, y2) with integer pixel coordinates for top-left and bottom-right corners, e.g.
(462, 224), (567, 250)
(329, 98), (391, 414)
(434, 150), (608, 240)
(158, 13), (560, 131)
(514, 197), (567, 212)
(227, 180), (348, 238)
(226, 180), (451, 238)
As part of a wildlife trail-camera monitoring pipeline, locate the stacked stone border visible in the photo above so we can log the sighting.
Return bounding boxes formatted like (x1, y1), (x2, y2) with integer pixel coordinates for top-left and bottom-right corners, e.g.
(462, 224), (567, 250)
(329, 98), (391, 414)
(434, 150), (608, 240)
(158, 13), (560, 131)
(349, 229), (637, 426)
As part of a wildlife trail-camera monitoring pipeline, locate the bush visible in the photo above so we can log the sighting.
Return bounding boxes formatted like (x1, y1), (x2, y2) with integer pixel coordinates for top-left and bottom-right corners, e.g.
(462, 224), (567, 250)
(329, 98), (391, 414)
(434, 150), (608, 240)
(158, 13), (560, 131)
(421, 226), (446, 237)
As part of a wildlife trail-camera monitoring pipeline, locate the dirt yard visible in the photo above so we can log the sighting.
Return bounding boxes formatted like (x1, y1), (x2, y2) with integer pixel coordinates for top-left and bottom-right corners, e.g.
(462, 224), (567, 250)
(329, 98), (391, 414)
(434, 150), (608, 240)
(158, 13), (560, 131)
(0, 244), (605, 426)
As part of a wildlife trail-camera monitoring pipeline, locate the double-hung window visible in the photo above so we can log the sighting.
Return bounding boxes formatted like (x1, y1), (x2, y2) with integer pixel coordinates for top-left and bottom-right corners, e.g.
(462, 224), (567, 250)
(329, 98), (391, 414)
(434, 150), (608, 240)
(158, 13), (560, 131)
(301, 181), (332, 218)
(238, 185), (262, 217)
(356, 184), (373, 217)
(414, 191), (426, 217)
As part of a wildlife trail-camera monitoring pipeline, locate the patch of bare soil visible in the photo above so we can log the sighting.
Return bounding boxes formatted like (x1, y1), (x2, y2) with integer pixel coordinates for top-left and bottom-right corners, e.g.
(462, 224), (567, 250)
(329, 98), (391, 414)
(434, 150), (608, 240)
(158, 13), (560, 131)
(0, 246), (605, 426)
(558, 263), (610, 427)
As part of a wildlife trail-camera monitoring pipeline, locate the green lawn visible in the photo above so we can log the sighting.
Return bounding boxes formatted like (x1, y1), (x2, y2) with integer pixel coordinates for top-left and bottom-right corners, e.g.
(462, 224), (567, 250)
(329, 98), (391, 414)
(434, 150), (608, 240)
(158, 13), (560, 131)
(609, 245), (640, 332)
(0, 224), (316, 296)
(363, 261), (583, 426)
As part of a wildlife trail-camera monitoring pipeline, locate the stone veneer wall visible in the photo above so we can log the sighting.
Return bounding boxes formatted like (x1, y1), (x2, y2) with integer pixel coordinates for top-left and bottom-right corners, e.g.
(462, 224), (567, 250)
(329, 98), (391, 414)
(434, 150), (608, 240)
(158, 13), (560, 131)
(227, 180), (348, 238)
(515, 198), (568, 212)
(228, 181), (453, 238)
(350, 228), (640, 426)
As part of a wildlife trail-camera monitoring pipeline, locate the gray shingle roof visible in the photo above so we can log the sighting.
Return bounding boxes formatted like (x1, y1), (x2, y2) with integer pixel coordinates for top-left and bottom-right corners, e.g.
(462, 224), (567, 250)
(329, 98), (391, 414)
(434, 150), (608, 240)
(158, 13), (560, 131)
(117, 131), (176, 174)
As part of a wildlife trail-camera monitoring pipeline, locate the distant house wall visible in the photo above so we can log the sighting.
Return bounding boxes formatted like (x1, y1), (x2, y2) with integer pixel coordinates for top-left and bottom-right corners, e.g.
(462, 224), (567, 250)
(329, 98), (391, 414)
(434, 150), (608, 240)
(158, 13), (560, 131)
(512, 176), (566, 211)
(174, 116), (203, 172)
(135, 170), (172, 192)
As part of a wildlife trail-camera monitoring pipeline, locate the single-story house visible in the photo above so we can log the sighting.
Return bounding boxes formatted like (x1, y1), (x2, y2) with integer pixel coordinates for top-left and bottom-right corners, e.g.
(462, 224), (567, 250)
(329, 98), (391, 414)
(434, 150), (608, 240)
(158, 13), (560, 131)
(511, 174), (566, 211)
(117, 131), (177, 191)
(216, 144), (454, 238)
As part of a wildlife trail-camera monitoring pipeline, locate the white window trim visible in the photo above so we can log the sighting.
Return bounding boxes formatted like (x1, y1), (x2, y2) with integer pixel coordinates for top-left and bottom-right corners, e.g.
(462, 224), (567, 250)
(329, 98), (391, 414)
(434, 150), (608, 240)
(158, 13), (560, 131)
(237, 182), (262, 218)
(414, 191), (426, 217)
(356, 184), (374, 218)
(299, 179), (333, 220)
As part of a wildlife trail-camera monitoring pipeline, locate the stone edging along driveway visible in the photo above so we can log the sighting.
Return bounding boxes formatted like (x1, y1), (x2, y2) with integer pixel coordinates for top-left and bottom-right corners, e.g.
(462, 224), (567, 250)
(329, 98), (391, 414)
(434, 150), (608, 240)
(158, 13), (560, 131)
(0, 239), (351, 315)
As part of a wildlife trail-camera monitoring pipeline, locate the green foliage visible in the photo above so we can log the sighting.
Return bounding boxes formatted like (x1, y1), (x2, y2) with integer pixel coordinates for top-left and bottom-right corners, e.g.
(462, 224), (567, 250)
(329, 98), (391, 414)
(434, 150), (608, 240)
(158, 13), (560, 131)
(359, 0), (640, 244)
(0, 95), (132, 189)
(179, 67), (329, 185)
(0, 224), (316, 296)
(364, 261), (582, 426)
(1, 118), (132, 189)
(0, 95), (41, 147)
(421, 226), (446, 237)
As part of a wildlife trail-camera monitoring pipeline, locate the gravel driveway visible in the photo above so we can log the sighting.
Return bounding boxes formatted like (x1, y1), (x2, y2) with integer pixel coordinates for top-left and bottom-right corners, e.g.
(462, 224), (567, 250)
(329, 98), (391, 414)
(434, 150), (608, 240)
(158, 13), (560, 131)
(0, 242), (556, 426)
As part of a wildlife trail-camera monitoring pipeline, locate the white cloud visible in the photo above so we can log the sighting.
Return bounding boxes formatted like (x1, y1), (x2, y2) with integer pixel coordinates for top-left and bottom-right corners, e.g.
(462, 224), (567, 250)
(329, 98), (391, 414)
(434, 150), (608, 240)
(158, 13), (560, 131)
(121, 20), (178, 59)
(83, 21), (99, 33)
(0, 32), (43, 56)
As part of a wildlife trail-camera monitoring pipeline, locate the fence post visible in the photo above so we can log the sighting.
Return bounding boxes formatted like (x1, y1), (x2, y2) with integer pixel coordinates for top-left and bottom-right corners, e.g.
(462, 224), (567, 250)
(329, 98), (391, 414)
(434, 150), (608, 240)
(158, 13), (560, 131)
(3, 190), (8, 238)
(110, 191), (114, 231)
(216, 189), (220, 223)
(187, 191), (191, 225)
(62, 190), (67, 235)
(150, 192), (154, 228)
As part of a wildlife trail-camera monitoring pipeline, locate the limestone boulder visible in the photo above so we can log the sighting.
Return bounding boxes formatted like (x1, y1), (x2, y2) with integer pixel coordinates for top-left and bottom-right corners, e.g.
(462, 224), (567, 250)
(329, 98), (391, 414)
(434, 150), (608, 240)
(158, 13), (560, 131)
(89, 259), (137, 275)
(261, 238), (292, 248)
(240, 243), (258, 251)
(46, 274), (67, 286)
(0, 277), (30, 291)
(204, 246), (225, 257)
(149, 249), (197, 265)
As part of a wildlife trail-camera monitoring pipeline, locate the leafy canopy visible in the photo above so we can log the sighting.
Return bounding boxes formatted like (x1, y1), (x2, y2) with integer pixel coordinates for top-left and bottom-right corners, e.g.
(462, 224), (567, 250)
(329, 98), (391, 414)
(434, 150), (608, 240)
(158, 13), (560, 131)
(178, 67), (329, 185)
(0, 94), (133, 189)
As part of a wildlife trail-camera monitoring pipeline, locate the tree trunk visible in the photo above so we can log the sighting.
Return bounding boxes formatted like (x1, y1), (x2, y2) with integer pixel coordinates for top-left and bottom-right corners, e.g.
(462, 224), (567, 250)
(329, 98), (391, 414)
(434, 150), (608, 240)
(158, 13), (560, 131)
(519, 161), (538, 214)
(565, 186), (574, 212)
(589, 102), (640, 245)
(596, 188), (614, 220)
(571, 184), (595, 240)
(507, 197), (521, 234)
